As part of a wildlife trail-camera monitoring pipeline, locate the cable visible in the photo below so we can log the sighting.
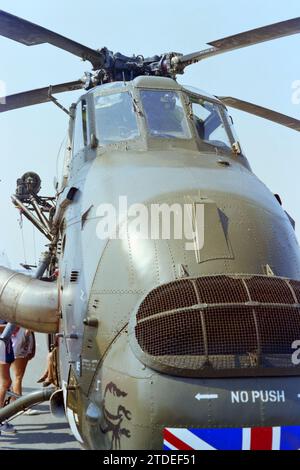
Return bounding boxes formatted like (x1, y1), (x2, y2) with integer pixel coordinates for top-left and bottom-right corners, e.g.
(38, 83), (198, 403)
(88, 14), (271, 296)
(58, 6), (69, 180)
(32, 225), (37, 266)
(19, 213), (27, 264)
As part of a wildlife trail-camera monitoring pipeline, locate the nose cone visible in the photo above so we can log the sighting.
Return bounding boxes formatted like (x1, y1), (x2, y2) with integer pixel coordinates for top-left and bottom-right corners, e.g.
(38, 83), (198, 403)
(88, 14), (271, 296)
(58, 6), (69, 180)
(83, 183), (300, 382)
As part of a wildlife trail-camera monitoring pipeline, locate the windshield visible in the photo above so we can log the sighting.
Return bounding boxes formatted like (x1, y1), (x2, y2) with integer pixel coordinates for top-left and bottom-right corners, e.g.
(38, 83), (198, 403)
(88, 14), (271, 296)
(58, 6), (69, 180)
(140, 90), (191, 139)
(190, 97), (232, 150)
(94, 92), (140, 144)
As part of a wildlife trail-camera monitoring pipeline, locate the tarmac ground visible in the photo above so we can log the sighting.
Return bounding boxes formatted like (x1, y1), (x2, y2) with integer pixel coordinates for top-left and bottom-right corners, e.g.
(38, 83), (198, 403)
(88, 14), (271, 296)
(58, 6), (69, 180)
(0, 333), (81, 450)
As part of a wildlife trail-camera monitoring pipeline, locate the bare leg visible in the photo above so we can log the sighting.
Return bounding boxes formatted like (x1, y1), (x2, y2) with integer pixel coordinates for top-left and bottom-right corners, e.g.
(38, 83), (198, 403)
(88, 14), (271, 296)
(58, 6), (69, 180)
(0, 363), (11, 408)
(38, 352), (53, 383)
(11, 358), (28, 397)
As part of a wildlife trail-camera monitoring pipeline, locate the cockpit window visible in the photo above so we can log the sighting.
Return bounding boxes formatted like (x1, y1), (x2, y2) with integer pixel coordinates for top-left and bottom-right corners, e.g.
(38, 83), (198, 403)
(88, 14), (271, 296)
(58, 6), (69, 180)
(94, 92), (139, 144)
(190, 98), (232, 150)
(140, 90), (191, 139)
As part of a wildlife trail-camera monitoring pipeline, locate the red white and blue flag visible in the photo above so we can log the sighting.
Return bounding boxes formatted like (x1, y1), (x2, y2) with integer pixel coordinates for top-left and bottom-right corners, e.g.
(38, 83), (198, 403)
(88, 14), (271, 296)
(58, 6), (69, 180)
(163, 426), (300, 450)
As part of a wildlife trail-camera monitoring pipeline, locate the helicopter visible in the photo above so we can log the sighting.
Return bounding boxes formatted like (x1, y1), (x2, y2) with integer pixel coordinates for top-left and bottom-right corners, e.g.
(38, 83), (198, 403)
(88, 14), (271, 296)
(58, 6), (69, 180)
(0, 9), (300, 450)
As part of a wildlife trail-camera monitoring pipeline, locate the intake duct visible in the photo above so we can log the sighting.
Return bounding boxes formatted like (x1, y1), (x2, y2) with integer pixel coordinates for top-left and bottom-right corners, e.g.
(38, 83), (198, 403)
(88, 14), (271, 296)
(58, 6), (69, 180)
(0, 267), (58, 333)
(129, 274), (300, 377)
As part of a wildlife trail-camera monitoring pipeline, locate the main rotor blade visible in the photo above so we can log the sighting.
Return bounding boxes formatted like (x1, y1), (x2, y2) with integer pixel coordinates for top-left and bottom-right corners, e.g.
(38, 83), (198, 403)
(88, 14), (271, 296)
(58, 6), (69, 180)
(0, 10), (104, 69)
(0, 80), (83, 113)
(177, 17), (300, 67)
(219, 96), (300, 132)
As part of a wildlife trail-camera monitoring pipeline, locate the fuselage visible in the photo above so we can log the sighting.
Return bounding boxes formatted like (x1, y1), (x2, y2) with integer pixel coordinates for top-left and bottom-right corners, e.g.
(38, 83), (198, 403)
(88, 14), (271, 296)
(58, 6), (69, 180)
(56, 76), (300, 449)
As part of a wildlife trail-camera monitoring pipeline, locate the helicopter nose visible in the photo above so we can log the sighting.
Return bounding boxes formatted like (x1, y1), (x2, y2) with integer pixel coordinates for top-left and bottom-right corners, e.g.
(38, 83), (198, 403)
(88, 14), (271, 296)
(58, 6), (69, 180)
(82, 273), (300, 450)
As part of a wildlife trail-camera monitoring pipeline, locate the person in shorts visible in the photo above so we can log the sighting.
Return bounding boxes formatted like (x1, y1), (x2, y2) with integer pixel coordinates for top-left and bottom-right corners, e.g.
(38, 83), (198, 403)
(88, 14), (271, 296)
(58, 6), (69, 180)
(11, 327), (35, 397)
(0, 320), (16, 435)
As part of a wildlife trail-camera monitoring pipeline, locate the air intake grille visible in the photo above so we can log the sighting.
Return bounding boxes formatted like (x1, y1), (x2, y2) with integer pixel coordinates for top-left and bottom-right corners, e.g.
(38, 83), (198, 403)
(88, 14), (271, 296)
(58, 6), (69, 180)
(131, 275), (300, 377)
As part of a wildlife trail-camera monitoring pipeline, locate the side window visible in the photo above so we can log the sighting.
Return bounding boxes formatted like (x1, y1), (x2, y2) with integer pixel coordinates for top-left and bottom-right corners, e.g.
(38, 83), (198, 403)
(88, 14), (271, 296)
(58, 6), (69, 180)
(73, 100), (88, 155)
(191, 99), (231, 150)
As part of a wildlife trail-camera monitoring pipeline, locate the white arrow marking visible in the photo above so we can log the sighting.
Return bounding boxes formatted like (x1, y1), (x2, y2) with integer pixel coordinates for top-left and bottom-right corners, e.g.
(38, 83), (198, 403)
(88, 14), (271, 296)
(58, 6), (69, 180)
(297, 394), (300, 399)
(195, 393), (219, 401)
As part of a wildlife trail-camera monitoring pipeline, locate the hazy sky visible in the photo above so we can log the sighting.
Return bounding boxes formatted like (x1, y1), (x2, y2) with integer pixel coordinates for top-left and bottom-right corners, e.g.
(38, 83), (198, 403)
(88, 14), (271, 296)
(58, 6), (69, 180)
(0, 0), (299, 267)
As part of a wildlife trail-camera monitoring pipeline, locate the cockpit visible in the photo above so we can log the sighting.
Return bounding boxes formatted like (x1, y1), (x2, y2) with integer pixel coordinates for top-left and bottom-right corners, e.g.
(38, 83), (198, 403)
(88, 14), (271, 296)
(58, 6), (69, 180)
(73, 78), (241, 156)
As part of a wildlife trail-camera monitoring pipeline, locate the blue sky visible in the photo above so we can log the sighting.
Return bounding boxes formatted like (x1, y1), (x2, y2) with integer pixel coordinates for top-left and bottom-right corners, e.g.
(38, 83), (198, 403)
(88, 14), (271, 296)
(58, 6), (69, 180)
(0, 0), (299, 267)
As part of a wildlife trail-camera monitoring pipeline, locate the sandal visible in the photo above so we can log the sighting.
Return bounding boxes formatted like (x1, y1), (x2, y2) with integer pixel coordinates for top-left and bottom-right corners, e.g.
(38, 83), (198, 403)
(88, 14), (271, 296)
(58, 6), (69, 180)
(42, 380), (53, 387)
(37, 375), (47, 384)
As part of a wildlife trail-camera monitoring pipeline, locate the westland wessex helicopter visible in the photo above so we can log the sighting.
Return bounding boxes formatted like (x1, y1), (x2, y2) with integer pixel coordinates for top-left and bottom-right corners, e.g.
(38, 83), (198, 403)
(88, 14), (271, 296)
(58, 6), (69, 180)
(1, 10), (300, 450)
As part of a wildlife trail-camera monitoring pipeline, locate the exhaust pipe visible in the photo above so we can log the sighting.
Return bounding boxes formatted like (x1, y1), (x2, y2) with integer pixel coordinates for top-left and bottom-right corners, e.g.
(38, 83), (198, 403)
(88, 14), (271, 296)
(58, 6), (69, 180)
(0, 388), (55, 423)
(0, 267), (58, 333)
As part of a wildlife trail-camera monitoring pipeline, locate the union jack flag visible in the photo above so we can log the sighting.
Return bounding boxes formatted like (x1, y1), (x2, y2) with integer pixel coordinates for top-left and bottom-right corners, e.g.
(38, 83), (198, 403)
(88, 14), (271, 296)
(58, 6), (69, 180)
(163, 426), (300, 450)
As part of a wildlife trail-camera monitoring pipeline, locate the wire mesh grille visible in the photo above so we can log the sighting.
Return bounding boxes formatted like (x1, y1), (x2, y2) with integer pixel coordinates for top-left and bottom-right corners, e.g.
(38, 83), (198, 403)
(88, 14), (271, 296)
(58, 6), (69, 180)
(137, 279), (197, 320)
(136, 310), (205, 356)
(290, 280), (300, 303)
(258, 306), (300, 354)
(245, 276), (295, 304)
(195, 276), (249, 304)
(134, 275), (300, 375)
(204, 306), (257, 356)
